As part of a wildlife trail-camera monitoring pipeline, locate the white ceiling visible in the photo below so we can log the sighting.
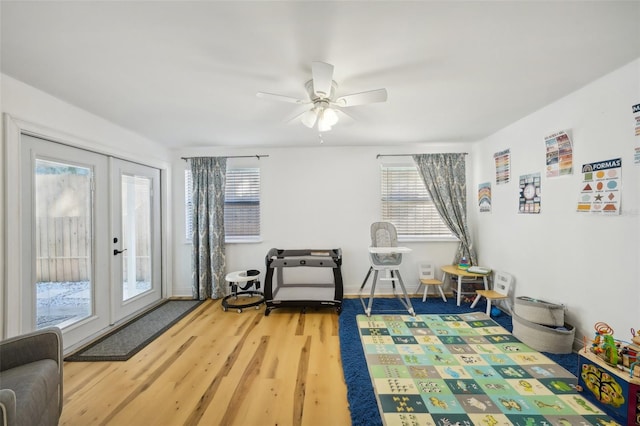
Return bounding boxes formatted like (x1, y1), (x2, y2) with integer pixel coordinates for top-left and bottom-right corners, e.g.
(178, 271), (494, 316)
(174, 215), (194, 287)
(2, 1), (639, 149)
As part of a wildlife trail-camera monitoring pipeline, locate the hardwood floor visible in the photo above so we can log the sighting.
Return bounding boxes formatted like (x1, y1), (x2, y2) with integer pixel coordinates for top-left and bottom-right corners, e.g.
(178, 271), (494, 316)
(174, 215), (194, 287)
(60, 299), (352, 426)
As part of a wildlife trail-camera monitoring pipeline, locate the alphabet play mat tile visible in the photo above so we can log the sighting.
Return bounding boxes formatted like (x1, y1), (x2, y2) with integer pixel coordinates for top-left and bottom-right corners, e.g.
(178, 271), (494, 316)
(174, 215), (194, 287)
(357, 313), (618, 425)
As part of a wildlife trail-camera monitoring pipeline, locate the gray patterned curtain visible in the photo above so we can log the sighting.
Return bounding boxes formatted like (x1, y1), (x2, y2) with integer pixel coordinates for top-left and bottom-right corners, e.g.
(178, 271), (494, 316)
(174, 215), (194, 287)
(190, 157), (227, 300)
(412, 153), (478, 265)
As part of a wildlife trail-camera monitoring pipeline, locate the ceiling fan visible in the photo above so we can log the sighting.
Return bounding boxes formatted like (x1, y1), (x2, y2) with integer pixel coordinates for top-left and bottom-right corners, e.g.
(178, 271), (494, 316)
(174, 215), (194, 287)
(256, 62), (387, 132)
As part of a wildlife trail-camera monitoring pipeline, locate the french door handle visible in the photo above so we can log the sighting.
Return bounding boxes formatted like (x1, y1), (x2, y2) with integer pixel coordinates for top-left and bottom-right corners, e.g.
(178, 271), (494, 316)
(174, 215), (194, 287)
(113, 248), (127, 256)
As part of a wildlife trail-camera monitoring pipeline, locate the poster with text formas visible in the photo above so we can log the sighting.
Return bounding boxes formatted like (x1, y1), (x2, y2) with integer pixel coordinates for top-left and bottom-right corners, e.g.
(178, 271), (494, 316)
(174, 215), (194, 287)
(576, 158), (621, 215)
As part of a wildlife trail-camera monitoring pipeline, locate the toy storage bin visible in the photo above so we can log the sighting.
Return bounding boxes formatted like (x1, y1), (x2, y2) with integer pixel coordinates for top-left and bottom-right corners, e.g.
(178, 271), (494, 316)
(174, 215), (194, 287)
(512, 311), (575, 354)
(514, 296), (565, 326)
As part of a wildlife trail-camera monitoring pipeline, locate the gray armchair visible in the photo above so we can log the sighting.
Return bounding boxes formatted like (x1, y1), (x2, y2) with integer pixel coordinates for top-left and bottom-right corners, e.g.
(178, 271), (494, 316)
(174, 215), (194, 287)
(0, 327), (63, 426)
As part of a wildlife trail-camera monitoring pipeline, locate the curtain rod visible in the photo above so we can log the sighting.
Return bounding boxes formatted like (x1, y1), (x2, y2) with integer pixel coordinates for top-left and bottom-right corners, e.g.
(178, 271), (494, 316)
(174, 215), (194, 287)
(181, 155), (269, 161)
(376, 153), (468, 159)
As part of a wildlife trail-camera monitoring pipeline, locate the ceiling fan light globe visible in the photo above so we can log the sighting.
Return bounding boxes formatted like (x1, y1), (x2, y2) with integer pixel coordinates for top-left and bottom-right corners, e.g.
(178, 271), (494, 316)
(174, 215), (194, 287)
(301, 109), (318, 128)
(323, 108), (339, 127)
(317, 115), (332, 132)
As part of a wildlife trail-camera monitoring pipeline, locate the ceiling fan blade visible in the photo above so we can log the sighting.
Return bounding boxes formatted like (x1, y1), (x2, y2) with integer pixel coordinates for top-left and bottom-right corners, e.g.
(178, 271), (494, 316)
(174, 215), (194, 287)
(334, 107), (356, 123)
(300, 109), (319, 128)
(256, 92), (307, 104)
(311, 61), (334, 98)
(283, 106), (312, 123)
(334, 88), (388, 107)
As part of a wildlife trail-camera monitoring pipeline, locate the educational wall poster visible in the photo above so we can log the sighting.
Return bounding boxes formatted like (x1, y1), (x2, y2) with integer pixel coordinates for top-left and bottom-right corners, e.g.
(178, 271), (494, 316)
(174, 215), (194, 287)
(494, 148), (510, 185)
(544, 130), (573, 177)
(577, 158), (622, 215)
(478, 182), (491, 213)
(518, 172), (541, 214)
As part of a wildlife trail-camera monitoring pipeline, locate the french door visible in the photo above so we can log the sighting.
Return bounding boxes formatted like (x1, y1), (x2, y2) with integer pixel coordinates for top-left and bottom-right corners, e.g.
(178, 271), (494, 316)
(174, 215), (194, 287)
(111, 159), (161, 321)
(20, 135), (162, 349)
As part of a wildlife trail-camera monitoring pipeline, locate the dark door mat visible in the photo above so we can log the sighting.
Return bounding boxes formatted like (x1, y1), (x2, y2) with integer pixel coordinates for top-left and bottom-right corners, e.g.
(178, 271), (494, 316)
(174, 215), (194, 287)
(65, 299), (203, 362)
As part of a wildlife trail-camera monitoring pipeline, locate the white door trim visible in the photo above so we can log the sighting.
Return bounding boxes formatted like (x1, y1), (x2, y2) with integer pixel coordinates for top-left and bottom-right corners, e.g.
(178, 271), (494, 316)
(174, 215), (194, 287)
(3, 113), (172, 344)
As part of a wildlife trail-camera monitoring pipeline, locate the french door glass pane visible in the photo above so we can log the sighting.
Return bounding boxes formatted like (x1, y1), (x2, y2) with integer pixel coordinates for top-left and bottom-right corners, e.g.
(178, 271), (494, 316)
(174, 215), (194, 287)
(121, 174), (152, 301)
(35, 159), (92, 329)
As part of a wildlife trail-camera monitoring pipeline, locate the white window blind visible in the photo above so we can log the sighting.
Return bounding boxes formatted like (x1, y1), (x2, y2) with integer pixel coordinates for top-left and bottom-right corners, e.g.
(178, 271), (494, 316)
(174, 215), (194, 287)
(381, 165), (455, 240)
(185, 168), (261, 242)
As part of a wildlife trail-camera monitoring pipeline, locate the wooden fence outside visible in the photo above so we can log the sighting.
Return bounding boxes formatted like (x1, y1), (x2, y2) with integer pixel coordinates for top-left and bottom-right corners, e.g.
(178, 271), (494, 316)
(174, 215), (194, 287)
(36, 216), (91, 282)
(35, 174), (151, 283)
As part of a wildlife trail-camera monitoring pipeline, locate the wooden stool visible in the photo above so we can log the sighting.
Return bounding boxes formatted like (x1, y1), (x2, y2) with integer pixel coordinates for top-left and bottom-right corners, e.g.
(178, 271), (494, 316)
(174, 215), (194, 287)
(418, 262), (446, 302)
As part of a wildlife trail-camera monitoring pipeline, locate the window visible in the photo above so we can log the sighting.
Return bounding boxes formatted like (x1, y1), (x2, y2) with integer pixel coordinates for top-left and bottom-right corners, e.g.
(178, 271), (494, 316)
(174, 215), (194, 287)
(185, 168), (261, 242)
(380, 165), (456, 240)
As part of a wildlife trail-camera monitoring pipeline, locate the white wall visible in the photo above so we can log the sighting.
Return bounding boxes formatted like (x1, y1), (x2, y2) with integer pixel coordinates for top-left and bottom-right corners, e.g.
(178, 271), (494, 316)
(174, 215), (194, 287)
(5, 55), (638, 348)
(471, 59), (640, 347)
(172, 144), (474, 297)
(1, 74), (172, 337)
(2, 76), (169, 162)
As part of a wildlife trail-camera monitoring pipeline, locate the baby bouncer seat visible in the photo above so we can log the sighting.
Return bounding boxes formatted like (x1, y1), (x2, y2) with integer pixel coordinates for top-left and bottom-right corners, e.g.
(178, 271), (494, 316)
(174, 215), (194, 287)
(359, 222), (415, 316)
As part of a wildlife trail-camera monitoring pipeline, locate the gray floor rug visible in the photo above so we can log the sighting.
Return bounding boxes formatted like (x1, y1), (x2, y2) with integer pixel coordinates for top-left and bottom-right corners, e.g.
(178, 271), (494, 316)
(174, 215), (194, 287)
(65, 299), (203, 362)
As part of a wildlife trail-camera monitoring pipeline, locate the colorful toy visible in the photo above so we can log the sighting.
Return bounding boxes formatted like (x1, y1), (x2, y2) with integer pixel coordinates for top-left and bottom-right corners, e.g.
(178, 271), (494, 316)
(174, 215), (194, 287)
(592, 322), (614, 354)
(602, 334), (618, 366)
(457, 256), (470, 270)
(630, 360), (639, 379)
(589, 322), (621, 365)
